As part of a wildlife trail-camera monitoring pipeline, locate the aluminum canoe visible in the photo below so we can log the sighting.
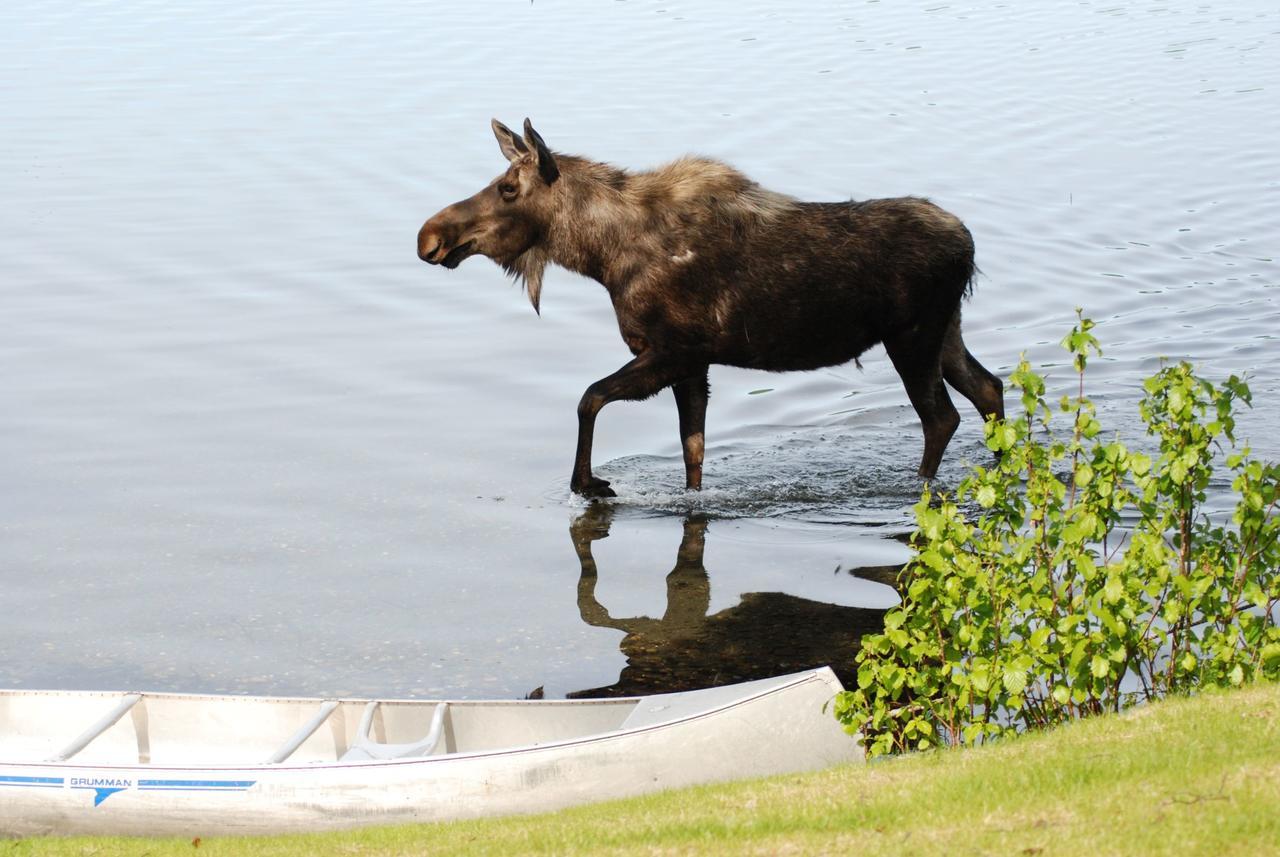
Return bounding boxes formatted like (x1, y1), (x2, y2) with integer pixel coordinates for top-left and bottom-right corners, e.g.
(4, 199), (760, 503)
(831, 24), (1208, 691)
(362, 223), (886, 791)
(0, 667), (860, 836)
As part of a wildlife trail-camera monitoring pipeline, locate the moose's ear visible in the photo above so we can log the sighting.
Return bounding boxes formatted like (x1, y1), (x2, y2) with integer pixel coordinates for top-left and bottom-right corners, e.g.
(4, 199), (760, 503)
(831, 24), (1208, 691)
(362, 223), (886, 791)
(492, 119), (530, 162)
(522, 118), (560, 185)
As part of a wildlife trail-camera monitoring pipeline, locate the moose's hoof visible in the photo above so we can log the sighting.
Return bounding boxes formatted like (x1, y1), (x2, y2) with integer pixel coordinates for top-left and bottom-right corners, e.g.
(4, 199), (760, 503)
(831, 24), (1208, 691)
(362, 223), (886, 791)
(574, 476), (617, 499)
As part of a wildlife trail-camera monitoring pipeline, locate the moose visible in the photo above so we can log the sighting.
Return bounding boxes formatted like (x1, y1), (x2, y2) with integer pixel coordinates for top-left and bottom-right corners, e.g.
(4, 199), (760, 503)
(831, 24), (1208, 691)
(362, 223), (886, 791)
(417, 119), (1004, 497)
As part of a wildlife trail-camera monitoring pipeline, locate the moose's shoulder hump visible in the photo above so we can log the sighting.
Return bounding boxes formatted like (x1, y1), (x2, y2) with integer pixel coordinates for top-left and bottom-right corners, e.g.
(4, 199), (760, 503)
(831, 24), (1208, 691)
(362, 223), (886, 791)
(631, 156), (797, 221)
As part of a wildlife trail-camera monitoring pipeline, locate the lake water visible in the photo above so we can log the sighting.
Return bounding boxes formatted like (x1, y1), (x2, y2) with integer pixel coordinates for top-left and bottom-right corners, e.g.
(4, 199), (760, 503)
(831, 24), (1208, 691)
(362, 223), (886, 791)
(2, 0), (1276, 699)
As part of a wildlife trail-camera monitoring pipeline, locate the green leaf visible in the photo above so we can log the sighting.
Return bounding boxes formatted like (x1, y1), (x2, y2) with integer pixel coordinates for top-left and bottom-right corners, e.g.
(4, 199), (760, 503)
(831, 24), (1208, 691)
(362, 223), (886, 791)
(1075, 462), (1094, 487)
(1003, 668), (1027, 695)
(1029, 627), (1052, 651)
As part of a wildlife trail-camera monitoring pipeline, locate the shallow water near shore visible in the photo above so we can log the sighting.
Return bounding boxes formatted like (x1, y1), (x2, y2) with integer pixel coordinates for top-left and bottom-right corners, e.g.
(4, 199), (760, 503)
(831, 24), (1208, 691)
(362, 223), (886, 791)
(1, 0), (1277, 699)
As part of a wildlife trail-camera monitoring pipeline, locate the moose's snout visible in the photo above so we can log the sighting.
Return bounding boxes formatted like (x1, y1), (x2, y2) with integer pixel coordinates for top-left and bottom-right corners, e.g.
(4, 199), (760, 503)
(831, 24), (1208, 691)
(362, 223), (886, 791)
(417, 223), (445, 264)
(418, 217), (478, 269)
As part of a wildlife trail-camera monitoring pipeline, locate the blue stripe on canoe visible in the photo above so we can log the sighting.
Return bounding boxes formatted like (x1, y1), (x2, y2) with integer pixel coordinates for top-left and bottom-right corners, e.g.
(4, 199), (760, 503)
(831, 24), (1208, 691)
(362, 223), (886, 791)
(137, 780), (255, 790)
(139, 787), (255, 793)
(0, 775), (64, 787)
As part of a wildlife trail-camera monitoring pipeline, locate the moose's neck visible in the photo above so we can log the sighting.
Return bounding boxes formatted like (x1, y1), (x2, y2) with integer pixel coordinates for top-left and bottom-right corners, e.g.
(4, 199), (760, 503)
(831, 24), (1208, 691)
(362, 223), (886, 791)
(539, 158), (672, 295)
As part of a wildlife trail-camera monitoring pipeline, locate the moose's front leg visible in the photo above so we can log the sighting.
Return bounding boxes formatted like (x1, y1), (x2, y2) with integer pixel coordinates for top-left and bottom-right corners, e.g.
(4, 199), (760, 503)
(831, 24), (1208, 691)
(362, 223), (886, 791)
(673, 369), (709, 490)
(572, 351), (681, 498)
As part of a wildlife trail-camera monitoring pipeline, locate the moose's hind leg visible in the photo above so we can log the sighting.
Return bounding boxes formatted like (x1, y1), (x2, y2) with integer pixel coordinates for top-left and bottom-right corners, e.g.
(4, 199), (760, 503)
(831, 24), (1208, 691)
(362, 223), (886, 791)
(884, 333), (960, 479)
(940, 312), (1005, 424)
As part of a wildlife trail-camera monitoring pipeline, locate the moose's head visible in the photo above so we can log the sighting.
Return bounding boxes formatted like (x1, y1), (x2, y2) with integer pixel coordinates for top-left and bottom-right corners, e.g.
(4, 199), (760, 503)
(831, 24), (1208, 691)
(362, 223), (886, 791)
(417, 118), (561, 310)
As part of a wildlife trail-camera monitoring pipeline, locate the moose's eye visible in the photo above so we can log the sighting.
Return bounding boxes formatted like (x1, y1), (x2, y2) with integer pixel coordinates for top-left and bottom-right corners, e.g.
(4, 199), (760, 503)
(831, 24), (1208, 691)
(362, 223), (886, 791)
(498, 182), (518, 200)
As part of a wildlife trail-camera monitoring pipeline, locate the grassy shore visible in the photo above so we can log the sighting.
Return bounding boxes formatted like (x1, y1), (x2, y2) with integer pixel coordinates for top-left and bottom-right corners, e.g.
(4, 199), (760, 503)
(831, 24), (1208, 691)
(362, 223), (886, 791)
(13, 682), (1280, 856)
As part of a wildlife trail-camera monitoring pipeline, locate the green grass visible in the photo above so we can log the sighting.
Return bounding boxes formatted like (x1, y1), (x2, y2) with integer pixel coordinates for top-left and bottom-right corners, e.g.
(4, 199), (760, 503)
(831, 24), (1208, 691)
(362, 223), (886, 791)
(13, 682), (1280, 856)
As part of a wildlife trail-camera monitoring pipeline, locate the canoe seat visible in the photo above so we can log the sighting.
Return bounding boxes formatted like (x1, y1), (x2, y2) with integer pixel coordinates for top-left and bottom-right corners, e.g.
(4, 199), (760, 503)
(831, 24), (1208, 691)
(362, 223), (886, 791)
(340, 701), (449, 762)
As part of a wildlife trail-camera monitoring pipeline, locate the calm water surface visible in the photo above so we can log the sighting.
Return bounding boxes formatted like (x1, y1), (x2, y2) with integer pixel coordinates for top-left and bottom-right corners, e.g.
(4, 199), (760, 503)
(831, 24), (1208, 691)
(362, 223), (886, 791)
(1, 0), (1276, 697)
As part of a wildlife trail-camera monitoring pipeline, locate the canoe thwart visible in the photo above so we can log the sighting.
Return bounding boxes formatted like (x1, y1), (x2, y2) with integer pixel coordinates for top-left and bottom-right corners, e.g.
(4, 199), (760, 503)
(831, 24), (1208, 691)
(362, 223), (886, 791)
(264, 699), (340, 764)
(46, 693), (142, 763)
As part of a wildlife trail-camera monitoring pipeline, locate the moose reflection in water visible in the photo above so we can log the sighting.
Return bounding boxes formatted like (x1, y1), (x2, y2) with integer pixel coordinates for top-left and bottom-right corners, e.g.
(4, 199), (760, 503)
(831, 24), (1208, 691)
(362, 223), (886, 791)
(568, 506), (899, 698)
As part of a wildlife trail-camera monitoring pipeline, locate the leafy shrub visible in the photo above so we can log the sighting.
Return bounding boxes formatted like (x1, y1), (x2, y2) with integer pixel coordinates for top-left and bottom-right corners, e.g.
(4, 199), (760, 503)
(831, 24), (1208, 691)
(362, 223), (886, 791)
(834, 313), (1280, 756)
